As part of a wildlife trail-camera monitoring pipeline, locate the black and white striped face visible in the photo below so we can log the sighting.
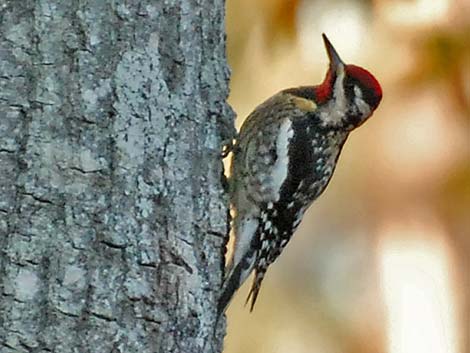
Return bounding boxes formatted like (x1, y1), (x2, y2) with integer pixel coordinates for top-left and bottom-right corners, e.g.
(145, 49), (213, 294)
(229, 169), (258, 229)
(317, 64), (383, 131)
(315, 35), (382, 131)
(341, 64), (382, 129)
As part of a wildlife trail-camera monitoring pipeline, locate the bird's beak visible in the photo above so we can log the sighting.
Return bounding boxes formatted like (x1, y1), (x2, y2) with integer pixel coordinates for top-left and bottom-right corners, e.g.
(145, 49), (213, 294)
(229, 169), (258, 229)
(322, 34), (344, 71)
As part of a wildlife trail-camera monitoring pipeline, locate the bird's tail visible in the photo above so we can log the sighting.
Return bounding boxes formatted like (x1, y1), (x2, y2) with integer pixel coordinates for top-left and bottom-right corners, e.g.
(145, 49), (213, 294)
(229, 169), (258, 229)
(245, 268), (266, 311)
(217, 250), (256, 317)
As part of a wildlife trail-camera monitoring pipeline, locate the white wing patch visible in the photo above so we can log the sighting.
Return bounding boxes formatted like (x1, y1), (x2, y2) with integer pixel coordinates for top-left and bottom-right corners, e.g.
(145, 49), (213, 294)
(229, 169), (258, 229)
(271, 118), (294, 201)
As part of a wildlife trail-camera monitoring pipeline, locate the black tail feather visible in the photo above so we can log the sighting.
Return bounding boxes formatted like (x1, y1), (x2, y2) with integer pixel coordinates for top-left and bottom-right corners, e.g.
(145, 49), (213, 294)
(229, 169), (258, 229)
(245, 269), (265, 311)
(217, 260), (245, 317)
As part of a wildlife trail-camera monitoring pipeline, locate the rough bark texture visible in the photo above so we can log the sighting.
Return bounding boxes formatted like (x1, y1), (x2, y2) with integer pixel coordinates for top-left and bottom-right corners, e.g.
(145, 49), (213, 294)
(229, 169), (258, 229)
(0, 1), (233, 352)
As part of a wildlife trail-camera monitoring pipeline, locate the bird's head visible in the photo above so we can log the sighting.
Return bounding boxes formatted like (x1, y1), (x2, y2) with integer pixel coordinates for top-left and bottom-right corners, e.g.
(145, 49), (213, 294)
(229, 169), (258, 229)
(314, 34), (382, 130)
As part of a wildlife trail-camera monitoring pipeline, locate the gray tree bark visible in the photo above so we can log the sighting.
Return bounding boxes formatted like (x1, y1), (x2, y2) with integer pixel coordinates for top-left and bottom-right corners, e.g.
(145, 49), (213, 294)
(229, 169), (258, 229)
(0, 1), (233, 352)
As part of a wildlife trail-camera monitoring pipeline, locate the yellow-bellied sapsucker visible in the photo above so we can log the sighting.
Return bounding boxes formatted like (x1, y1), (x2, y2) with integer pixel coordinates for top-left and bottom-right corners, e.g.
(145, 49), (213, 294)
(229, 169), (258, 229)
(219, 34), (382, 314)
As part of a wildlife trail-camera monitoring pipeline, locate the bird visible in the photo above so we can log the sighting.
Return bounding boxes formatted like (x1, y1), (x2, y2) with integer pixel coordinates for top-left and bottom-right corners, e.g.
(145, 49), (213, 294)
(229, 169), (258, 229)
(218, 34), (382, 315)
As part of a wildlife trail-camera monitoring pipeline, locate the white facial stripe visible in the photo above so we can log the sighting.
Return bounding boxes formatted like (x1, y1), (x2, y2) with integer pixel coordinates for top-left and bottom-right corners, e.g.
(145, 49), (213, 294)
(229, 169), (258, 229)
(319, 65), (347, 127)
(354, 85), (371, 117)
(271, 118), (293, 201)
(354, 85), (362, 98)
(333, 66), (347, 110)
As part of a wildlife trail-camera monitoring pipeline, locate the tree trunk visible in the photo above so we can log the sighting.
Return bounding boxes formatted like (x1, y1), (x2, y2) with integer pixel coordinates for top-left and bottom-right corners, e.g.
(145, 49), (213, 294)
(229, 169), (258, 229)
(0, 1), (233, 352)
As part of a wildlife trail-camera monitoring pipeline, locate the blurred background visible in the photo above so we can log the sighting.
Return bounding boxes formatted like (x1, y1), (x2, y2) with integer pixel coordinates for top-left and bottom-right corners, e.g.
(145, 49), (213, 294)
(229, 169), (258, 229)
(224, 0), (469, 352)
